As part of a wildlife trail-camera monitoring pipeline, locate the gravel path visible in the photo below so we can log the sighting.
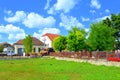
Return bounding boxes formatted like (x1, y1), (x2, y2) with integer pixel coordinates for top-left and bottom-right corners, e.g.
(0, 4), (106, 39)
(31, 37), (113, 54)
(49, 56), (120, 67)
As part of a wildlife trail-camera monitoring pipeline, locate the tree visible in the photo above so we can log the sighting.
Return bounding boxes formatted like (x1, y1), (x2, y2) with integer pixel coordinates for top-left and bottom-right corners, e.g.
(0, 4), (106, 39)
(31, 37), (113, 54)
(103, 13), (120, 49)
(67, 27), (86, 52)
(88, 22), (115, 51)
(53, 36), (67, 52)
(23, 35), (33, 54)
(0, 45), (4, 53)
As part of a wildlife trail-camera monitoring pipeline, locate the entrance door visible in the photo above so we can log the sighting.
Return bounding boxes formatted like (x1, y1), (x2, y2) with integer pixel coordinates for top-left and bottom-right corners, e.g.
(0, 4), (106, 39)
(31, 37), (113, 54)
(18, 48), (24, 56)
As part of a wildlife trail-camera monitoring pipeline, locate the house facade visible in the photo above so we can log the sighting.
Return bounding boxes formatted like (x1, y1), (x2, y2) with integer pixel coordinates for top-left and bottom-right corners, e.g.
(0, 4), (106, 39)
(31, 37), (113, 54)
(0, 42), (14, 55)
(40, 33), (60, 48)
(14, 37), (44, 56)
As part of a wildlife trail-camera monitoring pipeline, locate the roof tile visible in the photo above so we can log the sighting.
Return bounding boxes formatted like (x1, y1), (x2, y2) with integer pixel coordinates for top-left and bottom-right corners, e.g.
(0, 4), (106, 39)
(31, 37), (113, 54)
(43, 33), (60, 41)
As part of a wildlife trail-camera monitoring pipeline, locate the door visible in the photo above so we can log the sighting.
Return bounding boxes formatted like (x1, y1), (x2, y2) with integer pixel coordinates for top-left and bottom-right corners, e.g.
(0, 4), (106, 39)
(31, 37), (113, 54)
(18, 48), (24, 56)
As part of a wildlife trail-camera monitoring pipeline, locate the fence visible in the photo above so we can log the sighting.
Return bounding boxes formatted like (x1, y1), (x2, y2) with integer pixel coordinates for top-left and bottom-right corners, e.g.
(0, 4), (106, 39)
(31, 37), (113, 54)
(50, 51), (116, 60)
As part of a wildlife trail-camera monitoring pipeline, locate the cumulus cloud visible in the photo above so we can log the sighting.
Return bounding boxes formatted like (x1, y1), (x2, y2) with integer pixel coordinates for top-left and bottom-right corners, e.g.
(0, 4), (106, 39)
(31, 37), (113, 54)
(96, 15), (111, 22)
(48, 0), (79, 14)
(105, 9), (110, 13)
(33, 27), (60, 38)
(59, 14), (84, 30)
(90, 0), (101, 9)
(4, 11), (27, 23)
(4, 11), (56, 28)
(23, 12), (56, 28)
(81, 17), (90, 22)
(44, 0), (52, 10)
(0, 24), (26, 40)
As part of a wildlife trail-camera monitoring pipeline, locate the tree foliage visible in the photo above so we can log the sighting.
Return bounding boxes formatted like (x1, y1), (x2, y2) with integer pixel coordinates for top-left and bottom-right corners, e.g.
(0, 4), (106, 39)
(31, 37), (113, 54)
(0, 45), (4, 53)
(23, 35), (33, 54)
(67, 27), (85, 52)
(88, 22), (115, 51)
(103, 13), (120, 49)
(53, 36), (67, 52)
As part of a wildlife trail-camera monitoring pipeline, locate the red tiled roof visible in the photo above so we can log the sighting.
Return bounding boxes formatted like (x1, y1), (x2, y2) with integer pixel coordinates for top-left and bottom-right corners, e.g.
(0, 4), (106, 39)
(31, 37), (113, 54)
(14, 37), (44, 46)
(43, 33), (60, 41)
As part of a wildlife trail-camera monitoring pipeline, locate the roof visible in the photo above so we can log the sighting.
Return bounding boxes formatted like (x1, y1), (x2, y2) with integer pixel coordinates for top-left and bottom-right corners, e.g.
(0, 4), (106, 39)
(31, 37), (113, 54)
(14, 37), (44, 46)
(0, 42), (14, 48)
(42, 33), (60, 41)
(0, 42), (9, 45)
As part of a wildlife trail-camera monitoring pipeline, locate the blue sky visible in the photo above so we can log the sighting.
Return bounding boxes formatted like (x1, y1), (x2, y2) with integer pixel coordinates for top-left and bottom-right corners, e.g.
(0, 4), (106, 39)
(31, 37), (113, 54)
(0, 0), (120, 44)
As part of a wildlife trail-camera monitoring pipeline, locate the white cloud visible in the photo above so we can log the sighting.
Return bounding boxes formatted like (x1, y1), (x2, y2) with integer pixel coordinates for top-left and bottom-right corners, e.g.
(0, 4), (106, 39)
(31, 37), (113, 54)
(105, 9), (110, 13)
(47, 7), (56, 14)
(33, 28), (60, 38)
(4, 11), (27, 23)
(0, 24), (26, 40)
(59, 14), (84, 30)
(44, 0), (52, 10)
(96, 15), (111, 22)
(90, 10), (96, 15)
(48, 0), (79, 14)
(33, 32), (41, 39)
(40, 27), (60, 34)
(90, 0), (101, 9)
(85, 28), (90, 38)
(81, 17), (90, 22)
(85, 28), (90, 33)
(5, 11), (56, 28)
(23, 12), (56, 28)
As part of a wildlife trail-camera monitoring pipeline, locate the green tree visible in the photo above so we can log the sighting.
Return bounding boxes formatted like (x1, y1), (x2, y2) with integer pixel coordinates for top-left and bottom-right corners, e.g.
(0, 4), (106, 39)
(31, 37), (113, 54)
(0, 45), (4, 53)
(23, 35), (33, 54)
(67, 27), (85, 52)
(88, 22), (115, 51)
(103, 13), (120, 49)
(53, 36), (67, 52)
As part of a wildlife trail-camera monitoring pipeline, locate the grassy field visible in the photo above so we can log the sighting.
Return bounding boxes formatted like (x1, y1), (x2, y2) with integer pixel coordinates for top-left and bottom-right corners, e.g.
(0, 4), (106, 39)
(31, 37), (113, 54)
(0, 57), (120, 80)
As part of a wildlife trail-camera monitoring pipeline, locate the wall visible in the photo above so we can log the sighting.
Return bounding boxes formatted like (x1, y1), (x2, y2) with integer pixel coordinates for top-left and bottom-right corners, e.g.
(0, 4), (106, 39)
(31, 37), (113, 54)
(14, 45), (43, 54)
(40, 36), (52, 48)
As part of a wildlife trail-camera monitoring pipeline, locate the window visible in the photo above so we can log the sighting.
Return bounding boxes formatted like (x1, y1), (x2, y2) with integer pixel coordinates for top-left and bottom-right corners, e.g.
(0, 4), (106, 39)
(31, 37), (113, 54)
(34, 48), (36, 52)
(38, 48), (41, 52)
(8, 51), (10, 53)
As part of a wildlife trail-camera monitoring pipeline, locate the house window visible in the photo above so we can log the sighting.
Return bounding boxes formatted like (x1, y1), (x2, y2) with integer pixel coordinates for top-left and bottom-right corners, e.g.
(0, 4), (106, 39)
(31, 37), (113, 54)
(8, 51), (10, 53)
(34, 48), (36, 53)
(38, 48), (41, 52)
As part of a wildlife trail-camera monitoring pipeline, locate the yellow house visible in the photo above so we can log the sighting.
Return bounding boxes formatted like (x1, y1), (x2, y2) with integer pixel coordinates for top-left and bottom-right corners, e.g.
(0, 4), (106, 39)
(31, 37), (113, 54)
(14, 37), (44, 56)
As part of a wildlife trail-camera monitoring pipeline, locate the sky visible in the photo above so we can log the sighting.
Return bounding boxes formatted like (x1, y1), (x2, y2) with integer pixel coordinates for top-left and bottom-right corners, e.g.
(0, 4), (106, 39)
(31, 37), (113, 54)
(0, 0), (120, 44)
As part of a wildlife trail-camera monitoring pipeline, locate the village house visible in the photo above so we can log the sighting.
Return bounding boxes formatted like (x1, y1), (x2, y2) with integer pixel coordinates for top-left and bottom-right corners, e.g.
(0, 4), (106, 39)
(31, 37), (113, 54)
(14, 37), (44, 56)
(0, 42), (14, 55)
(40, 33), (60, 48)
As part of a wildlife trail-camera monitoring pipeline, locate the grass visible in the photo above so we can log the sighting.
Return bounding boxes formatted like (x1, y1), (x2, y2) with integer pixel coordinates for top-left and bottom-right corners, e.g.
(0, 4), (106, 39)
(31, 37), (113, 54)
(0, 57), (120, 80)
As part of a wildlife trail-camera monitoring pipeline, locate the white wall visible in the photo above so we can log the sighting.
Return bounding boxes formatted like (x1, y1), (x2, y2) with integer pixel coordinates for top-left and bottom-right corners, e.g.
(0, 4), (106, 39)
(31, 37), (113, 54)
(40, 36), (52, 48)
(3, 46), (15, 55)
(14, 45), (24, 54)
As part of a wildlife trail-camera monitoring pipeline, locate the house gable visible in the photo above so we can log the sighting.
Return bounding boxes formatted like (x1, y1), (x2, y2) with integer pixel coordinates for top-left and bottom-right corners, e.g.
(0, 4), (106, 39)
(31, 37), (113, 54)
(40, 33), (60, 48)
(14, 37), (44, 55)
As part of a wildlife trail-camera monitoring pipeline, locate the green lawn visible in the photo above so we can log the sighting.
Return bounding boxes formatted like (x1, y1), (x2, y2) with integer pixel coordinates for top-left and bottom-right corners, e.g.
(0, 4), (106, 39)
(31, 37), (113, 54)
(0, 57), (120, 80)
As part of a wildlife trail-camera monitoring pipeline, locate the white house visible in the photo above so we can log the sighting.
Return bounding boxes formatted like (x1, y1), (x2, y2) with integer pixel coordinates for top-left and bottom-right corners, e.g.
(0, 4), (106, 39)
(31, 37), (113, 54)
(0, 42), (15, 55)
(14, 37), (44, 56)
(40, 33), (60, 48)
